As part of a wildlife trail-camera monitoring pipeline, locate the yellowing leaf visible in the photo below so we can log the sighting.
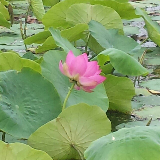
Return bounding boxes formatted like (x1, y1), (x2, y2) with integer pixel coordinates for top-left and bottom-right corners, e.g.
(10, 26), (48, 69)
(0, 141), (52, 160)
(28, 104), (111, 160)
(0, 52), (41, 73)
(146, 88), (160, 95)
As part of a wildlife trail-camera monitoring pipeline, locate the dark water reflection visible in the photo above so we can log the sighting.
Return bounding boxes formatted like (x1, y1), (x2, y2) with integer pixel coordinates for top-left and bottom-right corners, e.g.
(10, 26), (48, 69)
(106, 110), (133, 132)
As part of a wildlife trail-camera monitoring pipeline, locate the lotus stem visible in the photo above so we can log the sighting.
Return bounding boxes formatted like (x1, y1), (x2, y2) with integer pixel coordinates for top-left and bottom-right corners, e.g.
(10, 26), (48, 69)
(140, 37), (149, 45)
(24, 3), (31, 39)
(146, 118), (152, 126)
(85, 33), (90, 55)
(62, 83), (75, 111)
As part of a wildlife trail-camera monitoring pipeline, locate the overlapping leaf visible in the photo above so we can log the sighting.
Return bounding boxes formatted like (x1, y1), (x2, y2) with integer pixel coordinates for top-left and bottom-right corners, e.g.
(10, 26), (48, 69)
(48, 27), (81, 55)
(42, 0), (123, 32)
(24, 24), (88, 53)
(89, 20), (140, 53)
(0, 52), (41, 73)
(92, 0), (139, 19)
(0, 141), (52, 160)
(0, 0), (8, 6)
(0, 68), (61, 138)
(0, 2), (10, 20)
(66, 3), (123, 32)
(104, 74), (135, 113)
(0, 12), (10, 28)
(97, 48), (149, 76)
(85, 126), (160, 160)
(114, 0), (128, 2)
(30, 0), (45, 21)
(136, 8), (160, 46)
(24, 31), (51, 44)
(42, 0), (90, 28)
(42, 0), (59, 6)
(28, 103), (111, 160)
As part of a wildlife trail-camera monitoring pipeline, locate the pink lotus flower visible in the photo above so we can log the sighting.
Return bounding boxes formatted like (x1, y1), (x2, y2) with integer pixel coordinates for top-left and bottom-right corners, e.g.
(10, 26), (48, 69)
(59, 51), (106, 92)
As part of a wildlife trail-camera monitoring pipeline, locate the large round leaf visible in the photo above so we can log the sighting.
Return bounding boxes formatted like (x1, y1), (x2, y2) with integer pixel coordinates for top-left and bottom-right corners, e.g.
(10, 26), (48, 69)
(0, 68), (61, 138)
(28, 103), (111, 160)
(92, 0), (139, 20)
(0, 141), (52, 160)
(66, 3), (123, 31)
(42, 0), (90, 28)
(84, 126), (160, 160)
(41, 50), (109, 111)
(42, 0), (123, 31)
(0, 52), (41, 73)
(98, 48), (148, 76)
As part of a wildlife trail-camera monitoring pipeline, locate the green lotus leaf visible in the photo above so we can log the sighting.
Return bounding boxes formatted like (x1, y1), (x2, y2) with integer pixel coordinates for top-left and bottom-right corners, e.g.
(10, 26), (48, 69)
(42, 0), (59, 6)
(28, 103), (111, 160)
(48, 27), (81, 55)
(104, 74), (135, 113)
(36, 36), (56, 53)
(85, 126), (160, 160)
(114, 0), (128, 2)
(22, 51), (38, 61)
(87, 35), (104, 54)
(66, 3), (123, 32)
(89, 20), (140, 53)
(24, 31), (51, 44)
(29, 24), (88, 53)
(0, 140), (52, 160)
(98, 48), (149, 76)
(136, 8), (160, 46)
(0, 2), (10, 20)
(30, 0), (45, 21)
(0, 52), (41, 73)
(100, 63), (114, 75)
(41, 50), (109, 111)
(0, 12), (10, 28)
(42, 0), (123, 31)
(0, 68), (61, 138)
(42, 0), (91, 28)
(0, 0), (8, 6)
(92, 0), (139, 20)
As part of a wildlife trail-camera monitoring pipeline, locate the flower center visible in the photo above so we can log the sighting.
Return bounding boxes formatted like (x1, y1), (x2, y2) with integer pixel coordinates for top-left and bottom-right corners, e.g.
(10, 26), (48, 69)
(69, 74), (81, 87)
